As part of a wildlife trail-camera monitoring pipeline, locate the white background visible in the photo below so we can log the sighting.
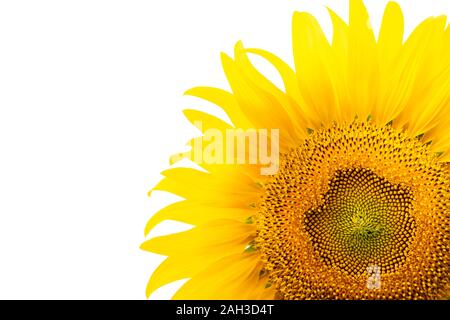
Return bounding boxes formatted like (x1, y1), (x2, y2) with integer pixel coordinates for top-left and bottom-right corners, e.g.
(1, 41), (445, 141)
(0, 0), (448, 300)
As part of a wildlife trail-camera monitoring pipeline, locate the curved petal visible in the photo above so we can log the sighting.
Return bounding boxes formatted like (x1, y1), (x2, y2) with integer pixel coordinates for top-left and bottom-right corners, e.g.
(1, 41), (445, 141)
(170, 108), (273, 181)
(378, 2), (404, 65)
(233, 42), (308, 140)
(348, 0), (379, 119)
(221, 52), (297, 151)
(150, 167), (262, 207)
(292, 12), (341, 125)
(143, 220), (257, 298)
(144, 200), (254, 236)
(183, 109), (232, 132)
(376, 1), (404, 124)
(141, 219), (255, 256)
(245, 47), (317, 131)
(327, 8), (352, 123)
(172, 253), (274, 300)
(185, 87), (253, 129)
(392, 17), (448, 134)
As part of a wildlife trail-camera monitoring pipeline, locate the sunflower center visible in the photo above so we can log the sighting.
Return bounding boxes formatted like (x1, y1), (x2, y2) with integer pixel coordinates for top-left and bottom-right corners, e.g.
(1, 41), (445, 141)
(305, 168), (415, 276)
(256, 121), (450, 299)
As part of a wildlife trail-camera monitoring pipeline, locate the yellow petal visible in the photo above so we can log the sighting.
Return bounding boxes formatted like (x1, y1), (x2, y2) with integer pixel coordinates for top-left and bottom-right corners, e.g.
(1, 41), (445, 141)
(183, 109), (232, 132)
(145, 231), (262, 298)
(144, 200), (254, 236)
(378, 2), (404, 64)
(171, 109), (266, 179)
(172, 253), (274, 300)
(327, 7), (348, 54)
(348, 0), (379, 119)
(327, 7), (352, 123)
(234, 42), (307, 139)
(150, 167), (261, 207)
(185, 86), (252, 128)
(146, 256), (198, 298)
(292, 12), (341, 125)
(391, 17), (447, 134)
(141, 219), (255, 256)
(379, 18), (435, 125)
(245, 47), (316, 131)
(221, 52), (297, 151)
(145, 255), (218, 298)
(375, 1), (404, 124)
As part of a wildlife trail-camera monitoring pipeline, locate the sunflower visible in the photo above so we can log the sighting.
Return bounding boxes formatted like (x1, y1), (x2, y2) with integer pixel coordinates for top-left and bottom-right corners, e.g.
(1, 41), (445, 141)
(142, 0), (450, 300)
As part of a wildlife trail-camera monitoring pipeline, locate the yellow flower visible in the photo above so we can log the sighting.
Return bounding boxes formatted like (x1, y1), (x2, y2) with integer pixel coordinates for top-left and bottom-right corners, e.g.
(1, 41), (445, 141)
(142, 0), (450, 299)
